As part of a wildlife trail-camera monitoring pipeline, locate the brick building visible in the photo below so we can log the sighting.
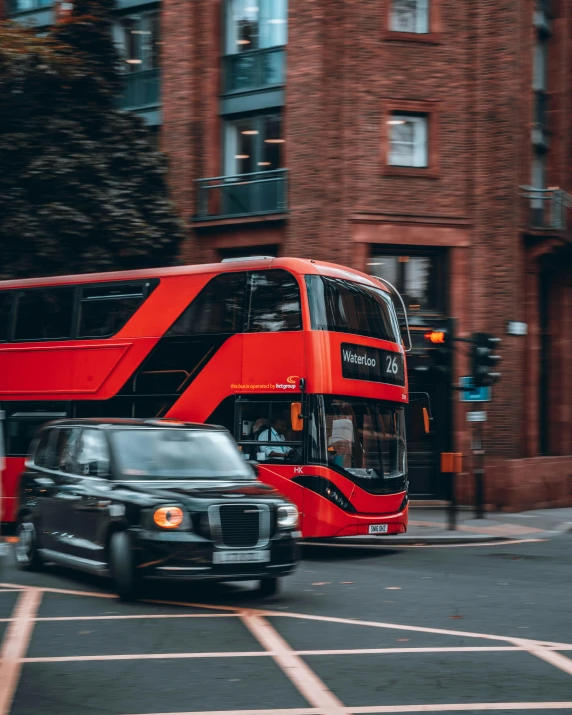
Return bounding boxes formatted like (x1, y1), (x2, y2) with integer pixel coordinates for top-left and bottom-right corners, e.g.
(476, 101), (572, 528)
(4, 0), (572, 508)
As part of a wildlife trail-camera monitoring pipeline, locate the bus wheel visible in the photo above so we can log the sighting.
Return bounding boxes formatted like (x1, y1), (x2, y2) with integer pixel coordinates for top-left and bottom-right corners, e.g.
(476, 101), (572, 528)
(109, 531), (140, 602)
(258, 577), (280, 598)
(15, 521), (43, 571)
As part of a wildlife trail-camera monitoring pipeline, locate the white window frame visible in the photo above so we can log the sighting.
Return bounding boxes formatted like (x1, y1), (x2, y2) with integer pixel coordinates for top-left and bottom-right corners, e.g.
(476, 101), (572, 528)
(388, 114), (428, 168)
(390, 0), (430, 34)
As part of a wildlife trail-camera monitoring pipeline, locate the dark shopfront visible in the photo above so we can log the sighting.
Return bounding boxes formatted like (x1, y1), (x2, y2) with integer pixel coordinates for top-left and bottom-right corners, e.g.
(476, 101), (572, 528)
(367, 249), (452, 500)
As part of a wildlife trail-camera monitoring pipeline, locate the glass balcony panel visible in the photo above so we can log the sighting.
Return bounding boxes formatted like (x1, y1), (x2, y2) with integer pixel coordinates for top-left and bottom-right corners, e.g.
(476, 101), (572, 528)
(223, 47), (285, 94)
(119, 69), (161, 110)
(195, 169), (287, 221)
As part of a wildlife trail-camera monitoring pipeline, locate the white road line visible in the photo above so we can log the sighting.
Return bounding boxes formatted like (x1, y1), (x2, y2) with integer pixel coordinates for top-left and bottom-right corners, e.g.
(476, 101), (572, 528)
(351, 704), (572, 713)
(115, 704), (572, 715)
(240, 612), (346, 715)
(118, 710), (321, 715)
(0, 589), (24, 593)
(34, 613), (239, 622)
(0, 588), (43, 715)
(23, 651), (273, 663)
(297, 646), (530, 655)
(0, 583), (115, 599)
(508, 637), (572, 677)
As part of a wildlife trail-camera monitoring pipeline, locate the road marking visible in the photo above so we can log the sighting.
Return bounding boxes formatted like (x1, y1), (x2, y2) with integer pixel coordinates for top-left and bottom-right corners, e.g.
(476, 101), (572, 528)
(241, 612), (346, 715)
(508, 637), (572, 676)
(0, 583), (115, 599)
(409, 520), (544, 535)
(23, 651), (273, 663)
(119, 710), (321, 715)
(297, 646), (534, 655)
(116, 704), (572, 715)
(0, 588), (42, 715)
(351, 705), (572, 713)
(34, 613), (239, 622)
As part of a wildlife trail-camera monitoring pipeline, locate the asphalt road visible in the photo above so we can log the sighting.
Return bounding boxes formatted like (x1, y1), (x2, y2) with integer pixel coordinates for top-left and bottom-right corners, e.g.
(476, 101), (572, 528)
(1, 534), (571, 715)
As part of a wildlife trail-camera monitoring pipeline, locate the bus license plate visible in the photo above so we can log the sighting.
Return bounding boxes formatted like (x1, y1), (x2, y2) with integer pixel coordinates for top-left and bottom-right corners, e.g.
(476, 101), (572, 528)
(368, 524), (389, 534)
(213, 550), (270, 564)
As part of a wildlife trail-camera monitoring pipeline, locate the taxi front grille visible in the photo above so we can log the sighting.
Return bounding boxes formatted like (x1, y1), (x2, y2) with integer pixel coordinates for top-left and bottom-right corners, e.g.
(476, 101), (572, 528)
(218, 504), (260, 547)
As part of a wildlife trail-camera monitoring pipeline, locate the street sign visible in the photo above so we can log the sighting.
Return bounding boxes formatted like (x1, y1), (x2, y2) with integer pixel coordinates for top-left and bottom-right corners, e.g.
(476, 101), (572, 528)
(467, 411), (487, 422)
(459, 376), (491, 402)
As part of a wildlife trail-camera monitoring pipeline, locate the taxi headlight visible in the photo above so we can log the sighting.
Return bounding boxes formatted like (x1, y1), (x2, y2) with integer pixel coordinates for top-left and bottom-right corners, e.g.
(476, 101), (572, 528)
(277, 504), (299, 529)
(153, 506), (185, 529)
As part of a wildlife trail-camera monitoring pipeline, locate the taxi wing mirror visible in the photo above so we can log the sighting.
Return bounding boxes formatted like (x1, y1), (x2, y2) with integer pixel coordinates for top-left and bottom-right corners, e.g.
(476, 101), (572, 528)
(291, 402), (304, 432)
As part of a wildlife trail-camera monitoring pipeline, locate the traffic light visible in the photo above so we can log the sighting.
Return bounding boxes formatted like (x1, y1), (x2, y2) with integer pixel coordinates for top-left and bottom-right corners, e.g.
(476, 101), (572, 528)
(470, 333), (502, 387)
(422, 322), (454, 380)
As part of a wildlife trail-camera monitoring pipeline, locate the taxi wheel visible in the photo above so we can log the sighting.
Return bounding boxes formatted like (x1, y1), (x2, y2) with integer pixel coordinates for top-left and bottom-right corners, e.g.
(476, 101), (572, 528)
(109, 531), (140, 602)
(15, 520), (43, 571)
(259, 577), (280, 598)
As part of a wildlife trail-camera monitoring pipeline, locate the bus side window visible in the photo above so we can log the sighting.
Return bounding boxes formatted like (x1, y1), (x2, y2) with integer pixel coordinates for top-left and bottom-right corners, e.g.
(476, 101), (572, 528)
(14, 288), (75, 342)
(78, 282), (156, 338)
(0, 291), (14, 341)
(167, 273), (246, 336)
(246, 270), (302, 332)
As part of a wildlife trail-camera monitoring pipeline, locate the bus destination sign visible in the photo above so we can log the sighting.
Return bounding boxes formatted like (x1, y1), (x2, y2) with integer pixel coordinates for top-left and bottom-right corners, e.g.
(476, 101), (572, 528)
(341, 343), (405, 386)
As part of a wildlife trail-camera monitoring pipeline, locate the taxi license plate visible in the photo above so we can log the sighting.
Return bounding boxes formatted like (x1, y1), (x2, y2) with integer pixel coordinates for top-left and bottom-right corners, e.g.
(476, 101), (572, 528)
(368, 524), (389, 534)
(213, 550), (270, 564)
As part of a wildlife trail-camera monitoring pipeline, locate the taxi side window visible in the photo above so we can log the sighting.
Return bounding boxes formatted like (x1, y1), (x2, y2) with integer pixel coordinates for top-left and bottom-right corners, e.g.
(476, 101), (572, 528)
(75, 429), (111, 477)
(52, 428), (81, 473)
(34, 430), (55, 469)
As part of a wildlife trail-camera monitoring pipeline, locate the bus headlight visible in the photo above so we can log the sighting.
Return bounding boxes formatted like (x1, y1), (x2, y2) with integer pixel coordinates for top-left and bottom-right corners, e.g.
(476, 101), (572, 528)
(277, 504), (299, 529)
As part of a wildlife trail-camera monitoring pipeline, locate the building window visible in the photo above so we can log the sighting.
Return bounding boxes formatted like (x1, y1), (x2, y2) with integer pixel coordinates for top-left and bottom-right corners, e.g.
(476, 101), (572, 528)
(116, 11), (161, 73)
(390, 0), (429, 34)
(224, 113), (284, 176)
(225, 0), (287, 54)
(367, 251), (446, 314)
(115, 10), (161, 110)
(387, 113), (428, 167)
(8, 0), (52, 13)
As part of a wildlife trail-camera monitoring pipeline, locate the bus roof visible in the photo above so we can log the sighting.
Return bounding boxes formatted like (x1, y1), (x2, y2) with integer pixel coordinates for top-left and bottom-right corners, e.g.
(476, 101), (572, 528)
(0, 257), (390, 293)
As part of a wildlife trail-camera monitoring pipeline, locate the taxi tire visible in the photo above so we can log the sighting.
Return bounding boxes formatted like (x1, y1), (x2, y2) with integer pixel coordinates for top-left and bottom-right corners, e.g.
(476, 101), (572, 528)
(109, 530), (140, 602)
(259, 576), (280, 598)
(15, 520), (43, 572)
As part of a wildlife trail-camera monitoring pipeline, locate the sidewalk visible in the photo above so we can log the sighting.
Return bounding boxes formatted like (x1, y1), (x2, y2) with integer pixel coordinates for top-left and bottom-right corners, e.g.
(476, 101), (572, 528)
(315, 506), (572, 545)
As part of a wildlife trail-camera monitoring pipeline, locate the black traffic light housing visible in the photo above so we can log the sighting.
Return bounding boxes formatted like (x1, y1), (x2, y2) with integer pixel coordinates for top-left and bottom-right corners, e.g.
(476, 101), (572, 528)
(470, 333), (502, 387)
(421, 319), (455, 380)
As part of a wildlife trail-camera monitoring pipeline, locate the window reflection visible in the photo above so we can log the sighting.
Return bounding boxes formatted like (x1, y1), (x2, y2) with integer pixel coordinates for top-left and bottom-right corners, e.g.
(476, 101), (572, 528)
(226, 0), (288, 54)
(116, 11), (161, 73)
(368, 253), (445, 314)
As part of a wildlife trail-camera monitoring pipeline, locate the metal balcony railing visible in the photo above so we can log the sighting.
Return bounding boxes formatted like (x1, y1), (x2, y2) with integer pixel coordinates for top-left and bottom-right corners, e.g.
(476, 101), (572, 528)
(222, 47), (286, 94)
(519, 186), (572, 231)
(534, 90), (549, 126)
(195, 169), (288, 221)
(119, 69), (161, 111)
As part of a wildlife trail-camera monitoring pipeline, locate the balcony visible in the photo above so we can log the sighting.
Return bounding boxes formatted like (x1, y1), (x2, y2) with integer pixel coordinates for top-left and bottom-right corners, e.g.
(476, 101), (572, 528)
(520, 186), (572, 231)
(222, 47), (286, 95)
(194, 169), (288, 222)
(119, 69), (160, 111)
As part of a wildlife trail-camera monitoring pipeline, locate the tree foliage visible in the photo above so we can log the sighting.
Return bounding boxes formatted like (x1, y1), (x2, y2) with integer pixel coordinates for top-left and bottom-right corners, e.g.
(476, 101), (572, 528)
(0, 0), (185, 279)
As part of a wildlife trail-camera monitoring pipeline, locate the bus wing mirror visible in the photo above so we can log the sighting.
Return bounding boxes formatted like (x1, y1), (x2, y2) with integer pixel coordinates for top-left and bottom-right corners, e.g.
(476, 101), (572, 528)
(291, 402), (304, 432)
(422, 407), (430, 435)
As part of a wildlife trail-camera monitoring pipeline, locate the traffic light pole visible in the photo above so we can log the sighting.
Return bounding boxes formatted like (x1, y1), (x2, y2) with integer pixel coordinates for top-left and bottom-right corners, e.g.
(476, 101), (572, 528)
(472, 419), (485, 519)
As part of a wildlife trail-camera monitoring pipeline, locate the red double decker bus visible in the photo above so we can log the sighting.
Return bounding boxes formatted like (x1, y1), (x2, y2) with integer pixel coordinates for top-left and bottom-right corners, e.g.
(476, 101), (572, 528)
(0, 257), (410, 538)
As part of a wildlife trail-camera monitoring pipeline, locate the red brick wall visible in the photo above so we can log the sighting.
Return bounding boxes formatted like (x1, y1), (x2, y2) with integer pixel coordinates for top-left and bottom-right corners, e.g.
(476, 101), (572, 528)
(160, 0), (572, 508)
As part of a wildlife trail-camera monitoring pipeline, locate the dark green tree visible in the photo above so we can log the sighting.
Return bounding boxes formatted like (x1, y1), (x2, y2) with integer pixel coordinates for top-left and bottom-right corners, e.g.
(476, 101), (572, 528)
(0, 0), (185, 279)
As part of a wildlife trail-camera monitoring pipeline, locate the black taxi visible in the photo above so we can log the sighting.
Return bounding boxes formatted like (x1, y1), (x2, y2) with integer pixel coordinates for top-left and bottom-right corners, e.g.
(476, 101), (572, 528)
(16, 419), (299, 600)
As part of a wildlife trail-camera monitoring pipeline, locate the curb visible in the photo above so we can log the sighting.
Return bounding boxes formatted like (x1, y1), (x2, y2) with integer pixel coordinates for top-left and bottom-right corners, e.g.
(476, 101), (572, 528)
(302, 534), (513, 547)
